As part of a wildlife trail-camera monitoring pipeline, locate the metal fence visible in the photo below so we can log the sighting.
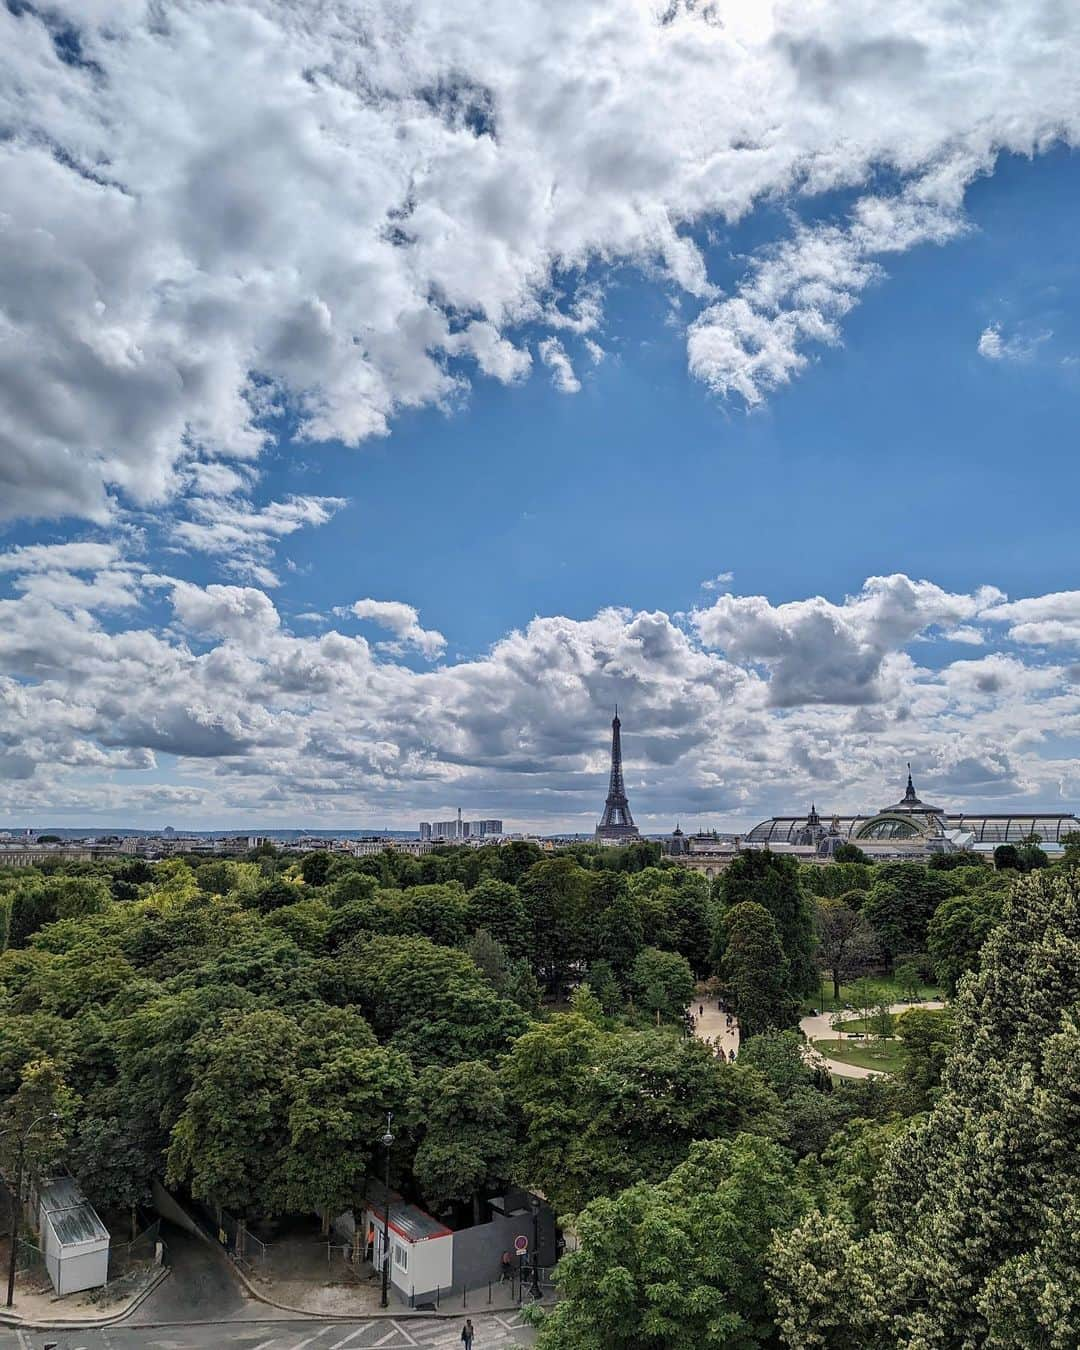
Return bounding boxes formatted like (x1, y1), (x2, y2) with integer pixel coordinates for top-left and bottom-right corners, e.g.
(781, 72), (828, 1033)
(107, 1218), (161, 1281)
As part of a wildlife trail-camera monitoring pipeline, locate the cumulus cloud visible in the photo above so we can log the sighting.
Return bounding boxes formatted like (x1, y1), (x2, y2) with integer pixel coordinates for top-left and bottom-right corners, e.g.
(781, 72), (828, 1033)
(692, 574), (1001, 706)
(168, 581), (281, 645)
(0, 568), (1078, 828)
(347, 599), (447, 660)
(2, 1), (1079, 519)
(982, 590), (1080, 645)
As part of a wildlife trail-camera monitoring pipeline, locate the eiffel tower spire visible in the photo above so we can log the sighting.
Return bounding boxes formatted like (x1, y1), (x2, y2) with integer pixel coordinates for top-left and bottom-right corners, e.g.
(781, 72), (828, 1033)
(596, 708), (640, 843)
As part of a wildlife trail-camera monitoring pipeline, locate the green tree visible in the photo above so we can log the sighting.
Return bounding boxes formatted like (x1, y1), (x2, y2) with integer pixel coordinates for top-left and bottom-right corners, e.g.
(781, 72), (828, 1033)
(299, 851), (333, 887)
(927, 888), (1003, 995)
(595, 890), (645, 981)
(993, 843), (1022, 871)
(413, 1061), (514, 1223)
(0, 1056), (74, 1181)
(538, 1134), (809, 1350)
(814, 899), (877, 1001)
(718, 851), (817, 998)
(720, 902), (795, 1037)
(630, 947), (694, 1023)
(894, 1006), (953, 1109)
(465, 879), (529, 957)
(284, 1042), (416, 1219)
(519, 857), (591, 996)
(770, 869), (1080, 1349)
(166, 1008), (304, 1215)
(833, 842), (869, 865)
(861, 863), (954, 969)
(501, 1014), (780, 1215)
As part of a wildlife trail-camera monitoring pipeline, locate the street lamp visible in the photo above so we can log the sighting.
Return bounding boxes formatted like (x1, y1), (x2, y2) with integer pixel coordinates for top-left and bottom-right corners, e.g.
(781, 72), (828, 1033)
(3, 1112), (61, 1308)
(530, 1195), (541, 1300)
(379, 1111), (394, 1309)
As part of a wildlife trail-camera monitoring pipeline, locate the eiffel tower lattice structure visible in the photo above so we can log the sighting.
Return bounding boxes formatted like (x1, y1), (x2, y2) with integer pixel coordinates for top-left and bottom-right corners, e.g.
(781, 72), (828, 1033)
(595, 707), (641, 844)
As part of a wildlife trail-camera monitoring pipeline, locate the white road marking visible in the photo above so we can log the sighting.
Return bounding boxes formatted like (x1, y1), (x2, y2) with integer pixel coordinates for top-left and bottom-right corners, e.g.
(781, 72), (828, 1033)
(288, 1329), (336, 1350)
(250, 1339), (280, 1350)
(328, 1325), (374, 1349)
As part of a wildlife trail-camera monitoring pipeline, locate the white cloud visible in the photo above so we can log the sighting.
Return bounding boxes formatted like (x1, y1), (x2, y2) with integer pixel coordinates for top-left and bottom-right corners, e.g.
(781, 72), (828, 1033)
(0, 568), (1078, 827)
(168, 581), (281, 645)
(982, 590), (1080, 645)
(692, 574), (1001, 706)
(701, 572), (735, 591)
(2, 0), (1079, 520)
(977, 322), (1052, 362)
(348, 599), (447, 660)
(537, 338), (581, 394)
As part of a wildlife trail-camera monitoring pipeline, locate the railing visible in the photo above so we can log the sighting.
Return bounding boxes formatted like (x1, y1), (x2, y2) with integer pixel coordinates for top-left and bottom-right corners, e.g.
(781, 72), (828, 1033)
(107, 1218), (162, 1281)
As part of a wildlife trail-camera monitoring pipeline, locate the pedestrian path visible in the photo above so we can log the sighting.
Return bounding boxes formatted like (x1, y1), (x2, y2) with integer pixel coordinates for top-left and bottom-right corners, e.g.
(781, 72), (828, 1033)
(799, 1000), (945, 1078)
(689, 1001), (740, 1059)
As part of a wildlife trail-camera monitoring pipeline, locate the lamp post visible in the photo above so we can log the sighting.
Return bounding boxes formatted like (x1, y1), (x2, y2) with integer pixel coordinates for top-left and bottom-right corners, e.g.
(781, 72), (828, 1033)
(379, 1111), (394, 1309)
(3, 1112), (61, 1308)
(530, 1195), (541, 1300)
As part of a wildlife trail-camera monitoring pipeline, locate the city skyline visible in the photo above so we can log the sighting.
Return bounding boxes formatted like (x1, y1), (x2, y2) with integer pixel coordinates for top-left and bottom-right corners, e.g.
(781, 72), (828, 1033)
(2, 4), (1080, 831)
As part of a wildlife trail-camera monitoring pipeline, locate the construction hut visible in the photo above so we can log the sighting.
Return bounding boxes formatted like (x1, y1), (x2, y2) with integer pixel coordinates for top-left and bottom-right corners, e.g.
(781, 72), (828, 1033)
(37, 1177), (110, 1295)
(359, 1182), (453, 1307)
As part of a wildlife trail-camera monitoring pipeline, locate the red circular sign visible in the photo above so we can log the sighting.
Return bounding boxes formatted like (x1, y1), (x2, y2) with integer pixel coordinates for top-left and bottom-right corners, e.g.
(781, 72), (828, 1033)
(514, 1235), (528, 1253)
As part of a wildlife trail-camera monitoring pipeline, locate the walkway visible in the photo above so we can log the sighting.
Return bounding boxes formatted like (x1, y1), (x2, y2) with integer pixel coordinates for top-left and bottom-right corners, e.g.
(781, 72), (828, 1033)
(800, 1001), (945, 1078)
(689, 1001), (740, 1060)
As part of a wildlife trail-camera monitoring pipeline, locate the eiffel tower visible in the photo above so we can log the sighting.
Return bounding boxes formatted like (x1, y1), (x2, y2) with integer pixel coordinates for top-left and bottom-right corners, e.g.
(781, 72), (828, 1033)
(596, 707), (640, 844)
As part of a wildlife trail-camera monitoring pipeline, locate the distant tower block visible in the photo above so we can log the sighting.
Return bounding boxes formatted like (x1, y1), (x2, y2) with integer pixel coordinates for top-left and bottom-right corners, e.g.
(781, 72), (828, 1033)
(595, 707), (641, 845)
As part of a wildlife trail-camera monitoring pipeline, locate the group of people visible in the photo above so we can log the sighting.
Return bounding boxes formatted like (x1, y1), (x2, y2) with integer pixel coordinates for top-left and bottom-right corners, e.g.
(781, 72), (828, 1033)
(686, 1001), (739, 1062)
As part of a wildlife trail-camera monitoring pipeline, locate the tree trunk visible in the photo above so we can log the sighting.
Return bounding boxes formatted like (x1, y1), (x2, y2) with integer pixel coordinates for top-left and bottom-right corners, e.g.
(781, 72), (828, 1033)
(833, 970), (841, 1002)
(473, 1190), (482, 1227)
(131, 1201), (137, 1243)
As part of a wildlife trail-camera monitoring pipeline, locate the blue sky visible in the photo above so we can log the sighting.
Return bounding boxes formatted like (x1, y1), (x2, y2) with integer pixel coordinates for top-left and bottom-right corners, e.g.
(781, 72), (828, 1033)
(2, 1), (1080, 830)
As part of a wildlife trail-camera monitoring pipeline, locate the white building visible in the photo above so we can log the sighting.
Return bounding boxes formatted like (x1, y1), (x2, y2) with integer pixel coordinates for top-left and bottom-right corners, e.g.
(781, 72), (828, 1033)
(35, 1178), (110, 1296)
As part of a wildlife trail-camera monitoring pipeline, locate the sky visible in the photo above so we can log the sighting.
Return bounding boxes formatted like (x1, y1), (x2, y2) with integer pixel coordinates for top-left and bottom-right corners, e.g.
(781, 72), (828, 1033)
(2, 0), (1080, 833)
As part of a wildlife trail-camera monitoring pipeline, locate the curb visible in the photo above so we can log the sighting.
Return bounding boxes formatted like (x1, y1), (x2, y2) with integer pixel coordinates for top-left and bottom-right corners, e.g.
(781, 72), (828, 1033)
(0, 1263), (170, 1330)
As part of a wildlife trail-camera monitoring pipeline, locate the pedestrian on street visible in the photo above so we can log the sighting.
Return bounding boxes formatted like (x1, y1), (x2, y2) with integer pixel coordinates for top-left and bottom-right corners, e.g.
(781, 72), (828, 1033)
(462, 1316), (475, 1348)
(728, 1048), (736, 1062)
(699, 1004), (704, 1017)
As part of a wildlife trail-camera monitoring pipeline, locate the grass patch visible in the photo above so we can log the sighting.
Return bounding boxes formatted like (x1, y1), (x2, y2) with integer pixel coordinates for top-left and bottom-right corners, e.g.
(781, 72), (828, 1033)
(804, 973), (943, 1015)
(812, 1037), (906, 1074)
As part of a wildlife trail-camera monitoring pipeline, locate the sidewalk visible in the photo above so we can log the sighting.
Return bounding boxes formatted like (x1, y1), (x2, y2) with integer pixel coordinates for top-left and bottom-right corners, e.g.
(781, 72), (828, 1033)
(0, 1263), (167, 1328)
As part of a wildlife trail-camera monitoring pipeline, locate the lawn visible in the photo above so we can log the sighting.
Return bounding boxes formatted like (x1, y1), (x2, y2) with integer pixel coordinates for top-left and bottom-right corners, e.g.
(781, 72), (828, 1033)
(804, 972), (944, 1015)
(812, 1036), (906, 1074)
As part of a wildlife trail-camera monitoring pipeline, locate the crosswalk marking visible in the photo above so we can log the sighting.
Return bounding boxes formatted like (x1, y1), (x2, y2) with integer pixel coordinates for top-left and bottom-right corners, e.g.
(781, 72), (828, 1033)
(290, 1330), (336, 1350)
(328, 1325), (374, 1349)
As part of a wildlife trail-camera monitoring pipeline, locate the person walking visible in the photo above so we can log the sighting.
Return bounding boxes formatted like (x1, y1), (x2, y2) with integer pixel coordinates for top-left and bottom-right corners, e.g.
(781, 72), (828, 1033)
(461, 1317), (475, 1348)
(698, 1003), (704, 1017)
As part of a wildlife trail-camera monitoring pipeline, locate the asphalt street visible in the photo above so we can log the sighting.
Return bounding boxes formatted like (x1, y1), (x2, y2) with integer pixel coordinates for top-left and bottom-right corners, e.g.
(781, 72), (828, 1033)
(0, 1311), (536, 1350)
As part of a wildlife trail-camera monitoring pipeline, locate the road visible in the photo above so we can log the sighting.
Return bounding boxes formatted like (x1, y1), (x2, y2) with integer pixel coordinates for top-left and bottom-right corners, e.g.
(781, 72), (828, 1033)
(0, 1312), (536, 1350)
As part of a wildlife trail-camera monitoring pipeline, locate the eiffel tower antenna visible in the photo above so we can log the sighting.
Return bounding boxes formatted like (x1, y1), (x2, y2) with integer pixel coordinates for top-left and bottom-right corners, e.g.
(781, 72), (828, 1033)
(596, 708), (640, 844)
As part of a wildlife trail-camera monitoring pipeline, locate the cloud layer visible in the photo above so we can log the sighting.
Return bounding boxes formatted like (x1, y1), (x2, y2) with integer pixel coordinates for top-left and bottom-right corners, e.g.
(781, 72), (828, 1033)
(2, 0), (1079, 519)
(1, 544), (1078, 829)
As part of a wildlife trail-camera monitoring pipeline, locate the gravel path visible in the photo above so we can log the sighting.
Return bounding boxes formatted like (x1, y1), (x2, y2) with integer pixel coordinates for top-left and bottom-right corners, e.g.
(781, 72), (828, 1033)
(800, 1001), (946, 1078)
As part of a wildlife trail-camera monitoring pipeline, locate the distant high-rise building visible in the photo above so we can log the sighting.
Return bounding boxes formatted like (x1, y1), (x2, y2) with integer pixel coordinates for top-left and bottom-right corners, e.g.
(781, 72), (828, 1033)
(419, 822), (432, 841)
(432, 808), (465, 841)
(470, 819), (503, 837)
(596, 708), (640, 845)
